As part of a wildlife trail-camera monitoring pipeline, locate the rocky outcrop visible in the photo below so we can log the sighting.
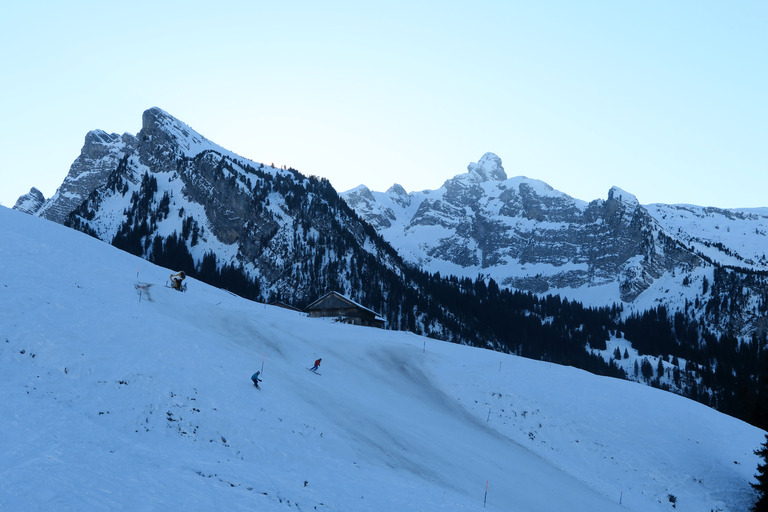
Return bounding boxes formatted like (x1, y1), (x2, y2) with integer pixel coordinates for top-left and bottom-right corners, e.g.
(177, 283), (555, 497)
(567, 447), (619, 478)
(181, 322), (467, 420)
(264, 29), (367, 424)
(13, 187), (45, 215)
(35, 130), (137, 224)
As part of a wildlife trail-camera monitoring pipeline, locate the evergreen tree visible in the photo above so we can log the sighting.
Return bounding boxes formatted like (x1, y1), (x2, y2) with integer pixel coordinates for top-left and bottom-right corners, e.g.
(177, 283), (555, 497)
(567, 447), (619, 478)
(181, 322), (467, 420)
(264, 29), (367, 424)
(753, 435), (768, 511)
(641, 358), (654, 381)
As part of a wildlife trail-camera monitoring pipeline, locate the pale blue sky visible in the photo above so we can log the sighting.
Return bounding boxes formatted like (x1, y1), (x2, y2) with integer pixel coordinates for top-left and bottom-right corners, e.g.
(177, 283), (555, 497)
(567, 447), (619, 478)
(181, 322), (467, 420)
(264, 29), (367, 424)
(1, 1), (766, 209)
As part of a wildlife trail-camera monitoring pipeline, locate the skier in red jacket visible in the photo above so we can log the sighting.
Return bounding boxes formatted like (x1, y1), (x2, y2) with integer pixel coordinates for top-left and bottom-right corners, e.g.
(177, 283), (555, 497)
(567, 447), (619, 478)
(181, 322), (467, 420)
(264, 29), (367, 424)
(310, 358), (322, 372)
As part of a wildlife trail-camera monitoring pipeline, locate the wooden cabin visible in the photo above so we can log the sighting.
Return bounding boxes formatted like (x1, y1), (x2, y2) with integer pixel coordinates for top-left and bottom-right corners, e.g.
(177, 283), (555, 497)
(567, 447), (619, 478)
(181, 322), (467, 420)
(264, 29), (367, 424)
(305, 291), (385, 329)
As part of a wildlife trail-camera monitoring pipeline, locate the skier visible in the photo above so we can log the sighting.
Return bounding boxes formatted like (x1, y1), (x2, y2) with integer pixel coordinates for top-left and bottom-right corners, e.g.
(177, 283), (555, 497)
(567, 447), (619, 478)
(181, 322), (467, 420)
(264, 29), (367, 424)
(251, 371), (262, 388)
(170, 271), (186, 291)
(310, 358), (322, 372)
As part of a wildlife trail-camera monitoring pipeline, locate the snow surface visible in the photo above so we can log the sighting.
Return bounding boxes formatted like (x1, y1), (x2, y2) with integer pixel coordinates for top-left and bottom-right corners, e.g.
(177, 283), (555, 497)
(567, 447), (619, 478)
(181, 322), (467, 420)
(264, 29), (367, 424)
(0, 205), (764, 511)
(646, 203), (768, 270)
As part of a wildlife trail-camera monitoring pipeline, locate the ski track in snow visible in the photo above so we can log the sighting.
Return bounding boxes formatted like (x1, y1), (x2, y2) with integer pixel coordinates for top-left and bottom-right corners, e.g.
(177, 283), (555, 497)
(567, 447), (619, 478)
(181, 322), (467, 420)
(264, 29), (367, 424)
(0, 205), (764, 511)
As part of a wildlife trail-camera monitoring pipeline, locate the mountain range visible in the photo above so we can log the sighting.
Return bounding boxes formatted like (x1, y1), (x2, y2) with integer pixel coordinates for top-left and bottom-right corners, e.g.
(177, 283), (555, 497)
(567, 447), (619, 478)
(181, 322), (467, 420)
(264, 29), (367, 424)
(342, 152), (768, 309)
(18, 110), (768, 313)
(13, 107), (768, 429)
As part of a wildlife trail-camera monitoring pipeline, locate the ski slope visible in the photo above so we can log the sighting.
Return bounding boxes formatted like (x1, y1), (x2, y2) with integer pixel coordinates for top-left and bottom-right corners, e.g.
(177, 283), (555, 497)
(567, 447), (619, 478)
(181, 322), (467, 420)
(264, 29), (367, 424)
(0, 205), (763, 511)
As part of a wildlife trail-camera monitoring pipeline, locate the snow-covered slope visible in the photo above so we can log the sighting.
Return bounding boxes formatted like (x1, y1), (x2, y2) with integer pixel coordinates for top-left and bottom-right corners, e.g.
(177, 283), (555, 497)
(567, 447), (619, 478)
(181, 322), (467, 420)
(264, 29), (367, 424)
(646, 203), (768, 270)
(0, 205), (763, 511)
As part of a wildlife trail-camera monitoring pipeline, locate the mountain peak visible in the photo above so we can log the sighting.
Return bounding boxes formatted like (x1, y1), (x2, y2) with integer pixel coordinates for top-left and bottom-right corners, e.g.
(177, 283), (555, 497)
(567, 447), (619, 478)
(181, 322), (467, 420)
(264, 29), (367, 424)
(139, 107), (215, 159)
(608, 186), (640, 207)
(12, 187), (45, 214)
(346, 184), (375, 201)
(466, 152), (507, 182)
(142, 107), (178, 130)
(84, 129), (122, 146)
(386, 183), (407, 196)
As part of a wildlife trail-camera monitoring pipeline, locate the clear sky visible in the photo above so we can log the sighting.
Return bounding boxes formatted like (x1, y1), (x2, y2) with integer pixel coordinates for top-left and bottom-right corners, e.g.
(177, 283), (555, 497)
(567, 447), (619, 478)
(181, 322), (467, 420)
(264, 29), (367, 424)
(1, 1), (766, 209)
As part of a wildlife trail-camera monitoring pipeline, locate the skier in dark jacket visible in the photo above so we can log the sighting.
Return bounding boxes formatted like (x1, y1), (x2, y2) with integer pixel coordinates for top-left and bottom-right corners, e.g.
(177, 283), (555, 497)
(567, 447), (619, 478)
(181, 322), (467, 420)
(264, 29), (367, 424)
(251, 371), (262, 388)
(310, 358), (322, 372)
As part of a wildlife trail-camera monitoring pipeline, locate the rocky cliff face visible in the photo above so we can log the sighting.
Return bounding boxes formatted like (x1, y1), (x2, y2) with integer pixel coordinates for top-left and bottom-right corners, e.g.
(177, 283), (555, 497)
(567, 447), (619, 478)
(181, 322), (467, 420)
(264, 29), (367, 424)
(17, 108), (231, 221)
(342, 153), (768, 308)
(13, 187), (46, 215)
(31, 130), (137, 224)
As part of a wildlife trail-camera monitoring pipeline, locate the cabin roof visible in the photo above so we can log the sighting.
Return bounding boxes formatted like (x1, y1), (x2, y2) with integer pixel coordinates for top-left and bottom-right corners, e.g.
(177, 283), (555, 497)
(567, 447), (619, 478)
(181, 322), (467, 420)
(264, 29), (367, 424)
(305, 291), (384, 321)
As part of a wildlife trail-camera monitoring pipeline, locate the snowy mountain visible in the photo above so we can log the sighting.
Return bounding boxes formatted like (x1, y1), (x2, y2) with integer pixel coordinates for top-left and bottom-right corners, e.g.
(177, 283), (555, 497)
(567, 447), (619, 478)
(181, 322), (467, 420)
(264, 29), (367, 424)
(343, 153), (768, 307)
(341, 153), (768, 328)
(646, 203), (768, 270)
(1, 205), (764, 512)
(18, 107), (410, 311)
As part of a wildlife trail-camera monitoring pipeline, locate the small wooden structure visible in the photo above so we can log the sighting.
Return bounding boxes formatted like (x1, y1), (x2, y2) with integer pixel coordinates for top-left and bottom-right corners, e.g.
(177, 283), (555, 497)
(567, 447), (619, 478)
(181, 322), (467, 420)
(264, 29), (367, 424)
(269, 301), (302, 312)
(305, 291), (385, 329)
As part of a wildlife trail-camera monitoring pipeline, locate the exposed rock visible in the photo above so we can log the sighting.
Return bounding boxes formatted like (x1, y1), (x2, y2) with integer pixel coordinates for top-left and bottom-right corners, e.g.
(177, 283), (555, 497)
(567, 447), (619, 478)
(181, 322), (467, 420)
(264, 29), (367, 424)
(466, 152), (506, 182)
(35, 130), (136, 224)
(13, 187), (45, 215)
